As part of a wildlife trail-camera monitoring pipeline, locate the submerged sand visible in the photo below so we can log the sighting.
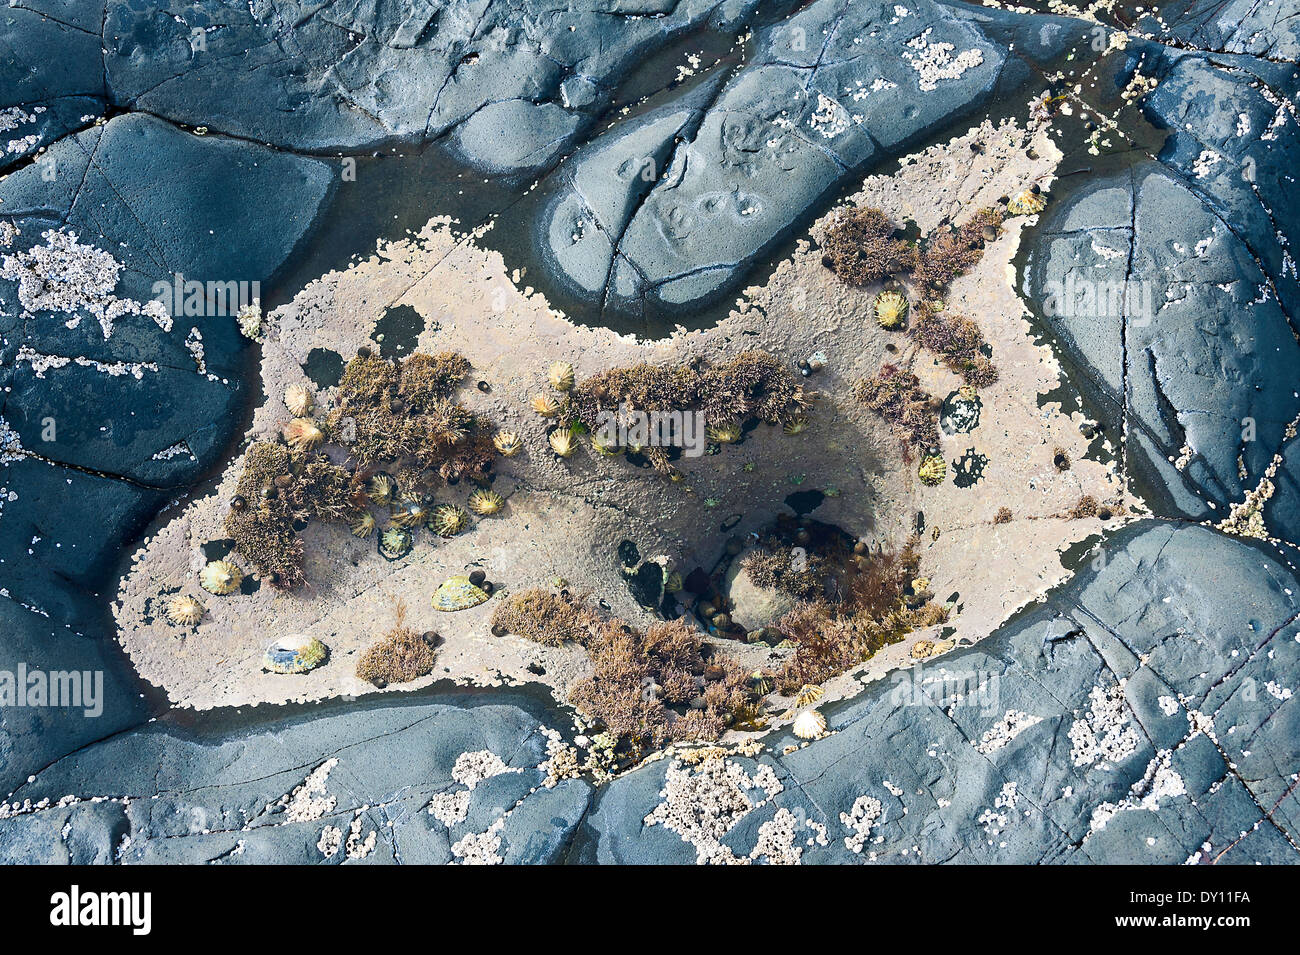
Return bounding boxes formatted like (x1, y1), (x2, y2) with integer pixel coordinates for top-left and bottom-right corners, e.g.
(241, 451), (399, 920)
(113, 118), (1133, 743)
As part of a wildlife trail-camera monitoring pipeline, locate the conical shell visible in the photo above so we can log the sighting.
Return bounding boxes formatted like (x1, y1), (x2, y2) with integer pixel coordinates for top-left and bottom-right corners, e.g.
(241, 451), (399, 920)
(284, 383), (314, 417)
(166, 594), (205, 626)
(200, 560), (243, 595)
(548, 361), (575, 392)
(792, 708), (827, 740)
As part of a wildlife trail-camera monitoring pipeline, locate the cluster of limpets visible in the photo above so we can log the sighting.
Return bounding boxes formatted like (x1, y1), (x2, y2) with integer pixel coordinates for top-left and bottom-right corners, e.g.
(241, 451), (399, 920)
(166, 558), (244, 627)
(781, 683), (827, 741)
(531, 360), (574, 416)
(353, 471), (504, 559)
(527, 361), (584, 458)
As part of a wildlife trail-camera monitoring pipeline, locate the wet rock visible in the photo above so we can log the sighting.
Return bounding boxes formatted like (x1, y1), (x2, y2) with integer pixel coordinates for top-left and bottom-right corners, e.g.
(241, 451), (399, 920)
(1026, 157), (1300, 532)
(95, 0), (763, 173)
(0, 696), (590, 865)
(722, 550), (798, 631)
(0, 113), (333, 789)
(538, 0), (1011, 316)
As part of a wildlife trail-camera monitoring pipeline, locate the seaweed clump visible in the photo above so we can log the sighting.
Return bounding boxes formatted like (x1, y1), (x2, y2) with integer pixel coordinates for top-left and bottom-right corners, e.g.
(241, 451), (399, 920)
(909, 308), (999, 388)
(1068, 495), (1099, 519)
(493, 589), (754, 760)
(356, 603), (437, 686)
(564, 351), (812, 474)
(571, 618), (751, 756)
(329, 351), (494, 482)
(853, 363), (940, 457)
(903, 208), (1004, 388)
(742, 538), (829, 601)
(771, 538), (948, 692)
(225, 442), (364, 588)
(490, 589), (598, 646)
(224, 350), (494, 589)
(820, 207), (918, 287)
(911, 208), (1004, 292)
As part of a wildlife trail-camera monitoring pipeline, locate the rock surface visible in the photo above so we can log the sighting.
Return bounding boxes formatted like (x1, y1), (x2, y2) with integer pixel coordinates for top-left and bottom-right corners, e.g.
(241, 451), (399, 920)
(1024, 46), (1300, 541)
(5, 521), (1296, 863)
(0, 691), (590, 865)
(0, 113), (334, 792)
(3, 0), (1300, 864)
(573, 521), (1300, 863)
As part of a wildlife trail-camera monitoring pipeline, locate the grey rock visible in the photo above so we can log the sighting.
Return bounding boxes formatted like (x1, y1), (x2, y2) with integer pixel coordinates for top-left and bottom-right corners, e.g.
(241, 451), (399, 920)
(1026, 157), (1300, 531)
(539, 0), (1010, 315)
(95, 0), (764, 172)
(1, 696), (589, 865)
(722, 548), (798, 631)
(0, 114), (334, 791)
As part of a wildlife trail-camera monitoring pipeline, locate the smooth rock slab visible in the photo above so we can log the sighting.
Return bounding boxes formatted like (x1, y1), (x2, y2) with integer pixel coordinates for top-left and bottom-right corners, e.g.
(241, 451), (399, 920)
(1025, 159), (1300, 534)
(0, 695), (591, 865)
(540, 0), (1013, 316)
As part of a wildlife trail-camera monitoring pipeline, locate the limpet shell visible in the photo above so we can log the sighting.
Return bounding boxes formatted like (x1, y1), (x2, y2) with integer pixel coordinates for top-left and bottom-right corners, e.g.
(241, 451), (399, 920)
(166, 594), (205, 626)
(874, 290), (908, 329)
(1007, 189), (1047, 216)
(432, 575), (491, 612)
(262, 633), (327, 674)
(792, 708), (827, 740)
(378, 526), (413, 560)
(200, 560), (243, 595)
